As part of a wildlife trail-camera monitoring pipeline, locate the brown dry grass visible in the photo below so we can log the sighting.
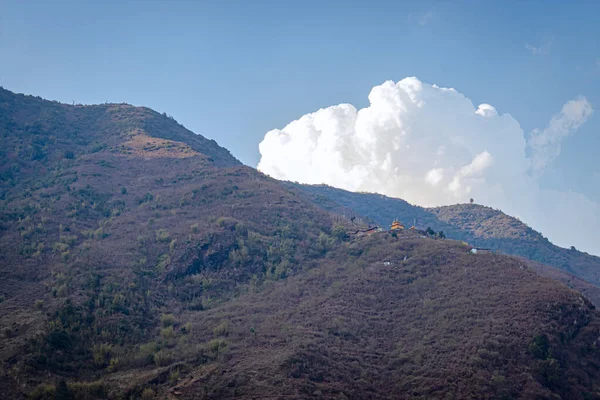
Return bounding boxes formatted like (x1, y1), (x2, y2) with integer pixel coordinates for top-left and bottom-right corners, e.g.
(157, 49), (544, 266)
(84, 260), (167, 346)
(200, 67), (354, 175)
(173, 235), (600, 399)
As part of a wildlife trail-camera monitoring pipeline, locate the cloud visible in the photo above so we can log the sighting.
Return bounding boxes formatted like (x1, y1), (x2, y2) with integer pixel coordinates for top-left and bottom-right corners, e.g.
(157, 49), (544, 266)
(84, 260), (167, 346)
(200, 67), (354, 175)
(447, 151), (493, 196)
(475, 104), (497, 117)
(425, 168), (444, 186)
(528, 97), (593, 177)
(525, 40), (552, 55)
(258, 77), (598, 255)
(408, 11), (433, 26)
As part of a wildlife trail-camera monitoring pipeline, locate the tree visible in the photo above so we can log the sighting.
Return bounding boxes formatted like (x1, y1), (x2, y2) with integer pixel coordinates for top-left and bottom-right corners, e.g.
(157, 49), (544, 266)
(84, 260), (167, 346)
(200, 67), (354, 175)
(426, 227), (435, 236)
(470, 198), (474, 204)
(332, 224), (347, 241)
(438, 231), (446, 239)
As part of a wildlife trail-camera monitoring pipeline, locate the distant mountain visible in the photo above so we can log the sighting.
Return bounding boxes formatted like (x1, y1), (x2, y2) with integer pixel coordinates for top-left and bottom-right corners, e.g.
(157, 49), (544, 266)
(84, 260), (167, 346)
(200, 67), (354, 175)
(2, 88), (600, 399)
(290, 183), (600, 287)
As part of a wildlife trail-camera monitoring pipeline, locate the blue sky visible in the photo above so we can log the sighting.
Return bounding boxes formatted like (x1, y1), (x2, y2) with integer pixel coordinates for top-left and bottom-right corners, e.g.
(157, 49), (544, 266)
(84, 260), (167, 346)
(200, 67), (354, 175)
(1, 0), (599, 252)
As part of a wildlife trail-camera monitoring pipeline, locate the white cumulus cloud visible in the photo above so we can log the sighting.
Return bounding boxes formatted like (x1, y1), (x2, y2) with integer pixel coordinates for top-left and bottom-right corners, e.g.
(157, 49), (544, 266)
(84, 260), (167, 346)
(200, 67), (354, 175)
(475, 104), (497, 117)
(257, 77), (597, 255)
(425, 168), (444, 186)
(528, 97), (593, 177)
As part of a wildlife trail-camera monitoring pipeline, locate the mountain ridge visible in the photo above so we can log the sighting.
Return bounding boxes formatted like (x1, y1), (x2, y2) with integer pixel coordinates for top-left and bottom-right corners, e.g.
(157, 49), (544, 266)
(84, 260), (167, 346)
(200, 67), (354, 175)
(289, 183), (600, 286)
(2, 88), (600, 399)
(0, 87), (242, 170)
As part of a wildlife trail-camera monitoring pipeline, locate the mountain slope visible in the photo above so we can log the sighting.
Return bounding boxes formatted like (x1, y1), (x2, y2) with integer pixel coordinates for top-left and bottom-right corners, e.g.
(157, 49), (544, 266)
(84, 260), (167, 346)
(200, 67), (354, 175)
(169, 235), (600, 400)
(291, 183), (600, 287)
(0, 87), (241, 172)
(0, 88), (337, 398)
(1, 88), (600, 399)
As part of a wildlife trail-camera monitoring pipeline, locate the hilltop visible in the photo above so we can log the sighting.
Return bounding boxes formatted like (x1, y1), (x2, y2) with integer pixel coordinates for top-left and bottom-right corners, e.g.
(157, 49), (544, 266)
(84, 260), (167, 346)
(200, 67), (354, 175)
(290, 184), (600, 287)
(0, 87), (337, 397)
(1, 88), (600, 399)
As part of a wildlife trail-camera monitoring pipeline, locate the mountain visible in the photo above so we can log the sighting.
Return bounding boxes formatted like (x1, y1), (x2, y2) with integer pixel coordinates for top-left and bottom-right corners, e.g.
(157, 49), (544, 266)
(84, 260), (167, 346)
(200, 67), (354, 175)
(0, 88), (336, 397)
(2, 88), (600, 399)
(290, 184), (600, 288)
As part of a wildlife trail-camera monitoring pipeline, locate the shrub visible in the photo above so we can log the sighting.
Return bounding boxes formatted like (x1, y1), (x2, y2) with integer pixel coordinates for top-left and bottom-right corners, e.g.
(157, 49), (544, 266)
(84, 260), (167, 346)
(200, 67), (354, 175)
(160, 326), (175, 340)
(169, 369), (180, 384)
(141, 388), (155, 399)
(153, 350), (173, 366)
(190, 223), (199, 233)
(161, 313), (176, 327)
(107, 357), (121, 372)
(52, 242), (69, 253)
(120, 187), (127, 195)
(133, 257), (147, 270)
(92, 343), (112, 367)
(137, 192), (154, 205)
(60, 234), (78, 246)
(189, 274), (202, 285)
(538, 357), (561, 386)
(213, 321), (229, 337)
(93, 227), (107, 239)
(81, 229), (95, 239)
(69, 381), (107, 399)
(156, 254), (170, 272)
(155, 229), (171, 243)
(57, 284), (68, 297)
(208, 338), (227, 357)
(181, 322), (192, 334)
(111, 293), (125, 308)
(216, 216), (237, 229)
(34, 299), (44, 309)
(529, 334), (549, 360)
(315, 232), (335, 254)
(332, 224), (347, 241)
(135, 342), (158, 366)
(274, 260), (290, 280)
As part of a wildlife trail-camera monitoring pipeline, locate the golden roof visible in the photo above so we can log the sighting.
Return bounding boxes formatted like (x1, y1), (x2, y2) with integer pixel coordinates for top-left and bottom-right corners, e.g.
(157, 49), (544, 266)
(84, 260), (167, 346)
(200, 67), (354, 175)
(391, 220), (404, 230)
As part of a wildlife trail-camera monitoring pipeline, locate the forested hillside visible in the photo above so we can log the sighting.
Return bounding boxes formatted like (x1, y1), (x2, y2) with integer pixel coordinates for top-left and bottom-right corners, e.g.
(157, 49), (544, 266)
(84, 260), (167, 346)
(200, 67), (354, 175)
(1, 88), (600, 399)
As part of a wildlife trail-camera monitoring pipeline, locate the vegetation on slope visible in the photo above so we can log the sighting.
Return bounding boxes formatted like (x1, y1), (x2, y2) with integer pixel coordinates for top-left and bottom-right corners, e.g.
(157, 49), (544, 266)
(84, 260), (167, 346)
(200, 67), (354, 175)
(1, 88), (600, 399)
(173, 235), (600, 399)
(0, 88), (338, 398)
(291, 183), (600, 287)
